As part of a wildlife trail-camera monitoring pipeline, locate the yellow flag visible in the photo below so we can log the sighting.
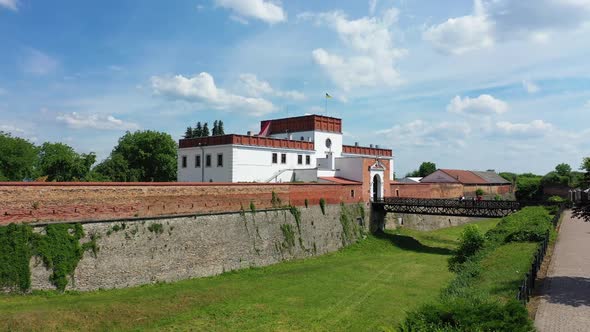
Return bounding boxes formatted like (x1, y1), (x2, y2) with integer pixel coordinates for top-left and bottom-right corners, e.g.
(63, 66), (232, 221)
(325, 93), (332, 99)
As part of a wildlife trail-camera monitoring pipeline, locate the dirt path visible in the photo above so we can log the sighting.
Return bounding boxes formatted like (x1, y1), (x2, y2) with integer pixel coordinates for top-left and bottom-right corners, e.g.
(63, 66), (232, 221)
(534, 210), (590, 332)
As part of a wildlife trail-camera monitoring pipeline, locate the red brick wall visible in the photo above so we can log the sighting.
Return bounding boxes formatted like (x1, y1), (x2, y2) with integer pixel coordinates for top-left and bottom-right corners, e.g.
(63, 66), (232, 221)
(390, 183), (512, 198)
(0, 182), (362, 225)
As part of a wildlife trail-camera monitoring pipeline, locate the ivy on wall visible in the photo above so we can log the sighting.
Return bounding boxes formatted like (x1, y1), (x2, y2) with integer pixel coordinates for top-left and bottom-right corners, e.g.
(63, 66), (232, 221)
(0, 222), (97, 293)
(0, 224), (34, 292)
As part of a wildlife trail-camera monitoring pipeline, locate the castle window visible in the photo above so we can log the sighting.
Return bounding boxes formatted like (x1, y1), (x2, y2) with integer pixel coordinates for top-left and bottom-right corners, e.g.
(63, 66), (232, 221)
(351, 190), (355, 198)
(272, 153), (278, 164)
(297, 155), (303, 165)
(306, 155), (311, 165)
(195, 155), (201, 168)
(205, 154), (211, 167)
(181, 156), (187, 168)
(217, 153), (223, 167)
(281, 153), (287, 164)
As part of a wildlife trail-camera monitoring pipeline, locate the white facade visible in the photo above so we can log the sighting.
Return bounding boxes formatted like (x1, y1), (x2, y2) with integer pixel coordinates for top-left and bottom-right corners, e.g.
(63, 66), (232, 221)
(177, 115), (394, 185)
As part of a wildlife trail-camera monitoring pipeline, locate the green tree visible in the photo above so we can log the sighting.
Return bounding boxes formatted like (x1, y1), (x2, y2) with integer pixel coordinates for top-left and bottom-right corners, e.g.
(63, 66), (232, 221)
(184, 126), (193, 139)
(572, 157), (590, 222)
(0, 132), (39, 181)
(37, 143), (95, 181)
(212, 120), (219, 136)
(193, 122), (203, 138)
(218, 120), (225, 135)
(202, 122), (210, 137)
(541, 171), (569, 186)
(555, 163), (572, 177)
(515, 175), (542, 201)
(96, 130), (177, 182)
(499, 172), (517, 183)
(418, 162), (436, 177)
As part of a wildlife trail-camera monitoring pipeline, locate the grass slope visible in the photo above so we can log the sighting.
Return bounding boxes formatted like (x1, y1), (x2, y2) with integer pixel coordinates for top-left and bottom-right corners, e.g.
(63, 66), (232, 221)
(0, 219), (499, 332)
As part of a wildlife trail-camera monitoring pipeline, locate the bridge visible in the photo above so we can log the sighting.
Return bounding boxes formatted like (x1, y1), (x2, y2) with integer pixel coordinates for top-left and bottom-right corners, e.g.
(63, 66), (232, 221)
(373, 197), (520, 218)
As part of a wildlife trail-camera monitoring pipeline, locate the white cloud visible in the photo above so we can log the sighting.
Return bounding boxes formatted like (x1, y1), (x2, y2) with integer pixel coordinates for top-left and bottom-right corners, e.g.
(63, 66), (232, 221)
(215, 0), (286, 24)
(239, 73), (306, 101)
(302, 9), (406, 91)
(377, 120), (472, 147)
(369, 0), (378, 15)
(0, 0), (18, 11)
(495, 119), (553, 137)
(423, 1), (494, 55)
(56, 112), (140, 131)
(22, 49), (58, 75)
(522, 79), (540, 93)
(447, 94), (508, 115)
(424, 0), (590, 54)
(0, 124), (25, 135)
(151, 72), (277, 116)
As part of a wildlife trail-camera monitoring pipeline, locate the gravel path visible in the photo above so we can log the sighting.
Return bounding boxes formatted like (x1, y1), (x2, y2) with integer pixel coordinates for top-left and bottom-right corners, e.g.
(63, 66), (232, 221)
(535, 210), (590, 332)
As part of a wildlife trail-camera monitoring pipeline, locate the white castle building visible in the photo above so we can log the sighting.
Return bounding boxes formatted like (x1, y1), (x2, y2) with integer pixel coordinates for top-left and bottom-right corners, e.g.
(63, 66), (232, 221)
(177, 115), (394, 200)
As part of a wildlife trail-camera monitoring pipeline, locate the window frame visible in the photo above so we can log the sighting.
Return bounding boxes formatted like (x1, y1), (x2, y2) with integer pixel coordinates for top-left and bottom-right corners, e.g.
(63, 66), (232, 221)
(181, 155), (187, 168)
(217, 153), (223, 167)
(305, 155), (311, 165)
(205, 154), (212, 167)
(297, 155), (303, 165)
(272, 152), (278, 164)
(280, 153), (287, 164)
(195, 155), (201, 168)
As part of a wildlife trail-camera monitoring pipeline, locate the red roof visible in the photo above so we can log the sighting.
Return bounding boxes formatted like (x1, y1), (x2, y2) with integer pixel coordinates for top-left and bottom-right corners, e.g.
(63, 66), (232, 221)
(319, 177), (362, 185)
(439, 169), (488, 184)
(259, 114), (342, 135)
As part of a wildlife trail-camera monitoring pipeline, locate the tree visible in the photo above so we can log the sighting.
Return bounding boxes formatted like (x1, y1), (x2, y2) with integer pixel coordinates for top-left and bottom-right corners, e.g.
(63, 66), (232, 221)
(515, 175), (542, 201)
(573, 157), (590, 222)
(193, 122), (203, 138)
(184, 127), (193, 139)
(555, 163), (572, 177)
(0, 132), (39, 181)
(202, 122), (210, 137)
(499, 172), (517, 183)
(218, 120), (225, 135)
(37, 142), (95, 181)
(541, 171), (569, 186)
(95, 130), (177, 182)
(212, 120), (219, 136)
(418, 162), (436, 177)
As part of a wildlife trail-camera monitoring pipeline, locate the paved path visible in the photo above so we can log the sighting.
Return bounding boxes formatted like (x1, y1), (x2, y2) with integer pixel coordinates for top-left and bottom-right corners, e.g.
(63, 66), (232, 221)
(535, 210), (590, 332)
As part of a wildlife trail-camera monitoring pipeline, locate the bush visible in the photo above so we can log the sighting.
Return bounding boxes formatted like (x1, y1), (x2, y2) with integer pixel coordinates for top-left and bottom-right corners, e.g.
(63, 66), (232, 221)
(475, 188), (484, 197)
(448, 225), (485, 271)
(547, 195), (565, 203)
(399, 297), (532, 332)
(485, 207), (551, 244)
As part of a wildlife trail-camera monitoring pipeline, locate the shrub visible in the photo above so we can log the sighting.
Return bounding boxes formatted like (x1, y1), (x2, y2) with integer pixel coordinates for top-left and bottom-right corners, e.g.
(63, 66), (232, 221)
(319, 198), (326, 215)
(249, 201), (256, 213)
(0, 224), (34, 292)
(475, 188), (484, 197)
(486, 207), (551, 244)
(494, 194), (502, 201)
(448, 225), (485, 271)
(400, 297), (532, 332)
(147, 223), (164, 235)
(547, 195), (565, 203)
(271, 191), (282, 208)
(304, 198), (309, 208)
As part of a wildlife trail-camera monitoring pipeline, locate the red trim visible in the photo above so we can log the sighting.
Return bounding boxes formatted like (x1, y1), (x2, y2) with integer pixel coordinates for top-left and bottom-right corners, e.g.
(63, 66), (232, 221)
(179, 134), (315, 150)
(260, 114), (342, 135)
(342, 145), (392, 157)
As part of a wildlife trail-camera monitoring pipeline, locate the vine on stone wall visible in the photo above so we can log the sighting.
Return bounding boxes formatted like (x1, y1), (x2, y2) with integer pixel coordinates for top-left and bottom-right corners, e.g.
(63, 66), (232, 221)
(0, 223), (34, 292)
(32, 223), (96, 292)
(280, 224), (295, 250)
(319, 198), (326, 215)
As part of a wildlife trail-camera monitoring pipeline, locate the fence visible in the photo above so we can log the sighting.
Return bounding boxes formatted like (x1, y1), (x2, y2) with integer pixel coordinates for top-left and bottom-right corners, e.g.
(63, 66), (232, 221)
(516, 205), (565, 304)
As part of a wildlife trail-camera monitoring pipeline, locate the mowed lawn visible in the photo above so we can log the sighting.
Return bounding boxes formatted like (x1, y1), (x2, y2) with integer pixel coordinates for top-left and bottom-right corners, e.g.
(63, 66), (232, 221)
(0, 219), (499, 332)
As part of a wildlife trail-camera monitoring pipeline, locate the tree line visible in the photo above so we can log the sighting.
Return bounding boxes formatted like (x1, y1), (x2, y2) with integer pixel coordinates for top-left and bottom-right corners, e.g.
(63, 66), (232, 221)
(0, 130), (177, 182)
(184, 120), (224, 139)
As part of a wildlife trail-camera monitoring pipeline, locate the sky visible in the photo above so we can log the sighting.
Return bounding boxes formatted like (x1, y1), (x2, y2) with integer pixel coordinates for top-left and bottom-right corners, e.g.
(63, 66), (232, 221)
(0, 0), (589, 176)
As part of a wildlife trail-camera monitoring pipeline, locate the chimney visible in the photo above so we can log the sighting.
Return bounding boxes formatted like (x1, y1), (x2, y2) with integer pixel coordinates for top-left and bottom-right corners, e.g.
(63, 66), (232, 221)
(369, 144), (374, 148)
(354, 142), (359, 147)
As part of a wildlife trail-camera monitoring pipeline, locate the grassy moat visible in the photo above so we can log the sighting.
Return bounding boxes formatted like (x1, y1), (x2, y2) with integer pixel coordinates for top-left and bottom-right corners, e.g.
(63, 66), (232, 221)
(0, 219), (500, 331)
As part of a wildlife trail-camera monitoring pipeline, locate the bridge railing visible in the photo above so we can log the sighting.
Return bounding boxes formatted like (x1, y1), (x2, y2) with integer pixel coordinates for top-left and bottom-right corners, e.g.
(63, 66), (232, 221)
(379, 197), (520, 210)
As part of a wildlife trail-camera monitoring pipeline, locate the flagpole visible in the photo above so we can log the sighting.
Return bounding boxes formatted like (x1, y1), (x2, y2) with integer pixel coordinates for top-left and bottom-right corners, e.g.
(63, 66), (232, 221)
(325, 95), (328, 115)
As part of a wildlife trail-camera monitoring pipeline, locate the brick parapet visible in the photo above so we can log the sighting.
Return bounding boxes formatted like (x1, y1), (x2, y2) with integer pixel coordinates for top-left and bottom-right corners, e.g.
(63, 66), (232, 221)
(0, 182), (362, 225)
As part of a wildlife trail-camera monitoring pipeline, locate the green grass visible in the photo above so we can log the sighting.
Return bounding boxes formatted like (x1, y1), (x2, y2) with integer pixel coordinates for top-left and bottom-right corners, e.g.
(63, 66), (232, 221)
(395, 218), (500, 250)
(0, 221), (497, 332)
(474, 242), (538, 300)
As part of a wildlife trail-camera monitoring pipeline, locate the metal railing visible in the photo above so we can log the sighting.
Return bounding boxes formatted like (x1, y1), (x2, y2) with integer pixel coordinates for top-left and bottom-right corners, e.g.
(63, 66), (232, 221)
(516, 205), (564, 304)
(375, 197), (520, 218)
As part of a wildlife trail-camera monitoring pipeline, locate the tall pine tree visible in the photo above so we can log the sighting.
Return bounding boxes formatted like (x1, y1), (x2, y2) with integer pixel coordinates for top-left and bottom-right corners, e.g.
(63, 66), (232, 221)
(194, 122), (203, 138)
(218, 120), (225, 135)
(184, 126), (193, 138)
(212, 120), (219, 136)
(202, 122), (210, 137)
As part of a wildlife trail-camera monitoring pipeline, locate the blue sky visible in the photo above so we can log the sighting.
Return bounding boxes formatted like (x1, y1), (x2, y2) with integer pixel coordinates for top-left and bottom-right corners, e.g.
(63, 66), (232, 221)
(1, 0), (589, 176)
